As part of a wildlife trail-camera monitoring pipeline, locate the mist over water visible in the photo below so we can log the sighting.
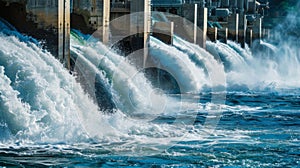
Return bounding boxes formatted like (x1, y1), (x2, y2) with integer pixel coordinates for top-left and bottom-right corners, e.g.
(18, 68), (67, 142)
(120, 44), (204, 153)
(207, 38), (300, 90)
(149, 36), (208, 92)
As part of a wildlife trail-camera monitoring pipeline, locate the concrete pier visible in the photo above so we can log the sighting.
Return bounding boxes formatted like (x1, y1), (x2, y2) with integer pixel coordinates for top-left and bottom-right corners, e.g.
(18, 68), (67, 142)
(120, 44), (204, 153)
(224, 27), (228, 44)
(213, 27), (218, 42)
(227, 13), (239, 42)
(193, 4), (198, 44)
(129, 0), (151, 66)
(185, 5), (207, 48)
(58, 0), (71, 69)
(253, 17), (262, 41)
(143, 0), (151, 67)
(246, 28), (253, 47)
(102, 0), (110, 44)
(240, 14), (247, 48)
(198, 7), (208, 49)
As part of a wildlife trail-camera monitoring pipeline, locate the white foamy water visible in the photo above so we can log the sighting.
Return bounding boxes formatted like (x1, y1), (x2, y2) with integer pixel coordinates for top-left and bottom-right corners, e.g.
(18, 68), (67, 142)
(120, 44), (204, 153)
(0, 33), (124, 143)
(173, 36), (225, 88)
(207, 39), (300, 90)
(149, 36), (207, 93)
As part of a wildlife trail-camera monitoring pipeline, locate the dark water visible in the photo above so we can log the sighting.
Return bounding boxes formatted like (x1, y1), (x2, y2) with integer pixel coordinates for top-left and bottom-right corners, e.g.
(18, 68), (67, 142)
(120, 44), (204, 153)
(1, 90), (299, 167)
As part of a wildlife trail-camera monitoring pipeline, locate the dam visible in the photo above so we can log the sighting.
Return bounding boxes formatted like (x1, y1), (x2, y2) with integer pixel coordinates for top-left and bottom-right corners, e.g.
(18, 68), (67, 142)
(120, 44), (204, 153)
(0, 0), (270, 69)
(0, 0), (299, 167)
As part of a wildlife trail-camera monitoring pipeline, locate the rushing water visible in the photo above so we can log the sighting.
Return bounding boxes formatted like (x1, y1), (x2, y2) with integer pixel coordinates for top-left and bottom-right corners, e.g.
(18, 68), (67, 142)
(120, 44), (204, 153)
(0, 9), (300, 167)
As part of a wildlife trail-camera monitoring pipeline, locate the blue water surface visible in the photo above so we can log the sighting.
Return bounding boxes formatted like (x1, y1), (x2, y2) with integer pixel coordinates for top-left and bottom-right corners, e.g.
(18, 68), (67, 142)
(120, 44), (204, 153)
(0, 90), (299, 167)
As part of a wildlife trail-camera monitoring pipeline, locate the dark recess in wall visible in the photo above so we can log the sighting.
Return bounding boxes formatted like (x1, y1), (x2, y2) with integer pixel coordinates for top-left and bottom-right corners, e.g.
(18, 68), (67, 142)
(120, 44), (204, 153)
(71, 13), (94, 34)
(0, 1), (58, 57)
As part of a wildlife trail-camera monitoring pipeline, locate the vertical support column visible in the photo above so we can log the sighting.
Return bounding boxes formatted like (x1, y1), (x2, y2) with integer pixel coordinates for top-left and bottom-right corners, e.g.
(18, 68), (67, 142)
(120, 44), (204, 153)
(227, 13), (238, 41)
(235, 13), (239, 41)
(143, 0), (151, 67)
(199, 7), (207, 49)
(58, 0), (71, 70)
(58, 0), (64, 62)
(170, 22), (174, 45)
(258, 18), (262, 40)
(246, 28), (253, 47)
(250, 28), (253, 47)
(65, 0), (71, 70)
(243, 15), (247, 47)
(224, 27), (228, 44)
(241, 14), (247, 48)
(252, 17), (262, 42)
(103, 0), (110, 45)
(193, 4), (198, 44)
(214, 27), (218, 42)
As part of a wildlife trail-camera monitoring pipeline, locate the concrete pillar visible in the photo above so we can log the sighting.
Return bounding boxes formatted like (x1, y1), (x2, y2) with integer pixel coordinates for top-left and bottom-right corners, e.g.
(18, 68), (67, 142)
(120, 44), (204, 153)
(259, 18), (262, 40)
(58, 0), (63, 61)
(198, 7), (207, 49)
(102, 0), (110, 44)
(228, 13), (239, 42)
(246, 28), (253, 47)
(130, 0), (143, 51)
(250, 28), (253, 47)
(243, 15), (247, 47)
(130, 0), (151, 67)
(224, 27), (228, 44)
(143, 0), (151, 67)
(234, 13), (239, 41)
(239, 14), (247, 48)
(58, 0), (71, 70)
(170, 22), (174, 45)
(253, 17), (262, 41)
(193, 4), (198, 44)
(213, 27), (218, 42)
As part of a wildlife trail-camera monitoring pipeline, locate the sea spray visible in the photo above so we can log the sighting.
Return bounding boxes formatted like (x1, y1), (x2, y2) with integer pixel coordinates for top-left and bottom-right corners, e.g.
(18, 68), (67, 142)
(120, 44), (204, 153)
(206, 40), (248, 72)
(149, 36), (206, 93)
(0, 33), (118, 143)
(71, 37), (173, 119)
(207, 38), (300, 90)
(173, 35), (225, 88)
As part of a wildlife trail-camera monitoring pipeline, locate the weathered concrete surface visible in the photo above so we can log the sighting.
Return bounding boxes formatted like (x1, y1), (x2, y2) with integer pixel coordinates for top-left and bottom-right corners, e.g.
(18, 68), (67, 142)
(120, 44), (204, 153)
(0, 0), (58, 56)
(152, 21), (174, 45)
(72, 0), (103, 34)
